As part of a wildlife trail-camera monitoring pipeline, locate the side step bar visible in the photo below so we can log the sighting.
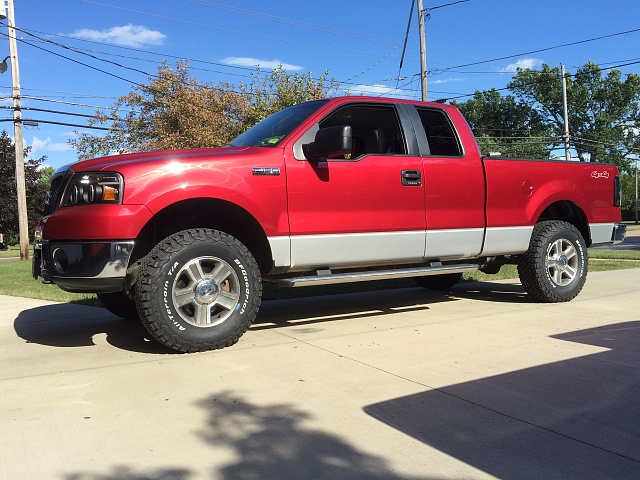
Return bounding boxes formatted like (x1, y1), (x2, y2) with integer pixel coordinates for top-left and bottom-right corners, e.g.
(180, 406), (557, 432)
(276, 263), (479, 288)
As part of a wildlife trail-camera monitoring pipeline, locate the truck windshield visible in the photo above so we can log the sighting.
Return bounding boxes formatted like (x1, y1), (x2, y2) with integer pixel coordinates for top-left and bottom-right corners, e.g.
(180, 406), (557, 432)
(229, 99), (329, 148)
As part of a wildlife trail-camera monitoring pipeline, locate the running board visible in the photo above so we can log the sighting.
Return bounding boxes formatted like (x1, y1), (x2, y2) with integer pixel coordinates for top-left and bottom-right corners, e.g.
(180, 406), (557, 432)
(275, 263), (479, 288)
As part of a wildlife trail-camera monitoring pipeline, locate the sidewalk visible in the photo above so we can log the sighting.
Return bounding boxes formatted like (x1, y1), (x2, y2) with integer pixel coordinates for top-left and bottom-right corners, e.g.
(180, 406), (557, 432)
(1, 270), (639, 479)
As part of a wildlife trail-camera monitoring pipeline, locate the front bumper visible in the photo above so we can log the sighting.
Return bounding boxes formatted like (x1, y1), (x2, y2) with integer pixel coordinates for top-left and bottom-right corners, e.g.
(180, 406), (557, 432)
(34, 240), (134, 293)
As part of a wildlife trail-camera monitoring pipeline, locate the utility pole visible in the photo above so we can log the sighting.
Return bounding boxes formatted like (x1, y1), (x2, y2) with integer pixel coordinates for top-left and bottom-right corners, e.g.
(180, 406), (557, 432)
(417, 0), (428, 101)
(1, 0), (29, 260)
(561, 64), (571, 162)
(635, 158), (638, 224)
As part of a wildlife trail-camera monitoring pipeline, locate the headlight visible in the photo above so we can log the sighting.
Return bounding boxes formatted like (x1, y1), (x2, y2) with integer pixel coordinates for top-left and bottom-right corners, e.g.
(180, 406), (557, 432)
(62, 172), (124, 206)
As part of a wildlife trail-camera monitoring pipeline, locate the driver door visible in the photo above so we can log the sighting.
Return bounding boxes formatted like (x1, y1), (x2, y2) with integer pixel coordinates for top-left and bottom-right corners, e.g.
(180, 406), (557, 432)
(285, 102), (426, 270)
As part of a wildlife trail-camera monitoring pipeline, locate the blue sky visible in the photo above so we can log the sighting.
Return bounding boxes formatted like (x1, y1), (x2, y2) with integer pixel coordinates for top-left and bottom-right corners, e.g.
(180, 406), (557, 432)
(3, 0), (640, 169)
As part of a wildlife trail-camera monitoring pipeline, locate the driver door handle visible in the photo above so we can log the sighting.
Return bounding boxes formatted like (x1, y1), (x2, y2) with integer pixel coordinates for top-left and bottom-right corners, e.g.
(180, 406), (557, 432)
(401, 170), (422, 186)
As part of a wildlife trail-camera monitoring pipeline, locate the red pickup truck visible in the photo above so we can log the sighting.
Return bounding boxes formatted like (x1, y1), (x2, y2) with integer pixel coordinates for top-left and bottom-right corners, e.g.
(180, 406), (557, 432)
(33, 96), (626, 352)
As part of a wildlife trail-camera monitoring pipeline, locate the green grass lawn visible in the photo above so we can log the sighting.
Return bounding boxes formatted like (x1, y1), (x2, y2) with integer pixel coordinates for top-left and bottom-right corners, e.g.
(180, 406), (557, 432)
(0, 244), (27, 259)
(1, 247), (638, 307)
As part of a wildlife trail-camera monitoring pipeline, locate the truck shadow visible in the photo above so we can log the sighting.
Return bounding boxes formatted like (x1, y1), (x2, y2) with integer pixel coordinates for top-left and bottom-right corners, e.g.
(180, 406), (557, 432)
(13, 281), (528, 352)
(13, 303), (175, 354)
(255, 281), (527, 329)
(364, 321), (640, 479)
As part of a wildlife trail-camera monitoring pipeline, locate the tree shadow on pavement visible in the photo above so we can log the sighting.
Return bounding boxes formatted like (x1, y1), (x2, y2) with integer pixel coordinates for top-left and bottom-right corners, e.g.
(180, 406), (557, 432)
(364, 321), (640, 479)
(64, 392), (432, 480)
(194, 392), (432, 480)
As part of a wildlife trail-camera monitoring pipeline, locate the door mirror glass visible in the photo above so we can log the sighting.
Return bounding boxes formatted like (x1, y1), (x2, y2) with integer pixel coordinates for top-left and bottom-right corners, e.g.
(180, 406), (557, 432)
(302, 125), (352, 160)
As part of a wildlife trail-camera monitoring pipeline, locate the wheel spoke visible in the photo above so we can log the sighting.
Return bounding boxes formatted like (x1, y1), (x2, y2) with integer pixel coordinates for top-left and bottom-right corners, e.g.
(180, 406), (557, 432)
(174, 287), (195, 307)
(215, 290), (239, 311)
(211, 262), (232, 285)
(553, 267), (563, 284)
(193, 303), (211, 325)
(564, 244), (577, 260)
(186, 261), (206, 283)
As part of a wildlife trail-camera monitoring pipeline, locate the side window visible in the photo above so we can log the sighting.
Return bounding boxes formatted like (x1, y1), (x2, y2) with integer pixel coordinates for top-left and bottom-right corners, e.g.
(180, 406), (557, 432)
(319, 104), (406, 159)
(417, 108), (463, 157)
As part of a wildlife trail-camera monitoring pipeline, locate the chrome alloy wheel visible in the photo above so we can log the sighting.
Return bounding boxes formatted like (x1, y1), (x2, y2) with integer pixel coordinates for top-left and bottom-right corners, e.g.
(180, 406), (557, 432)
(171, 256), (240, 327)
(545, 238), (578, 287)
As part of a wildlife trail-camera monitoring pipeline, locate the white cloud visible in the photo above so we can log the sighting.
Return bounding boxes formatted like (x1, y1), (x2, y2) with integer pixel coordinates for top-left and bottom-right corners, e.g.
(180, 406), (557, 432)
(30, 136), (72, 154)
(430, 78), (464, 85)
(349, 84), (405, 98)
(221, 57), (303, 71)
(501, 58), (543, 73)
(352, 84), (394, 95)
(69, 25), (166, 48)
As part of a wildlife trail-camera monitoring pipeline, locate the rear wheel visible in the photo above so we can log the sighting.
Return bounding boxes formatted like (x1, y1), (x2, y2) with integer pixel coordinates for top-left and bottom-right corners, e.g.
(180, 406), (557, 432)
(414, 273), (462, 290)
(517, 220), (587, 302)
(135, 228), (262, 352)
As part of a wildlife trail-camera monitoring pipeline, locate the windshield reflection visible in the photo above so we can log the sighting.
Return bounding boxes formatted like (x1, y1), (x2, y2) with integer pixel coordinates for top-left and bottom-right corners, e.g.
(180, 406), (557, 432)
(229, 99), (329, 148)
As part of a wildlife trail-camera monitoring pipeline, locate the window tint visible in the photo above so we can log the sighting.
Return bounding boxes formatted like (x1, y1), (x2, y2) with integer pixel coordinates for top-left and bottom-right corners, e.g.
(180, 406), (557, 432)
(417, 108), (462, 156)
(319, 104), (406, 159)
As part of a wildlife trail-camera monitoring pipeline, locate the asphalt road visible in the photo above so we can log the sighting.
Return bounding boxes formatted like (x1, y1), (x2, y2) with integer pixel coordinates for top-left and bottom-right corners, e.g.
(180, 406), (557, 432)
(2, 269), (639, 479)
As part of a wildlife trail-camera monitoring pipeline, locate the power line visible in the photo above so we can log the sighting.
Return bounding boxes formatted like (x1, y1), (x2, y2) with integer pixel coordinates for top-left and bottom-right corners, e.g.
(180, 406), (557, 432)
(428, 0), (471, 11)
(0, 30), (142, 85)
(0, 105), (96, 119)
(0, 118), (110, 130)
(433, 27), (640, 74)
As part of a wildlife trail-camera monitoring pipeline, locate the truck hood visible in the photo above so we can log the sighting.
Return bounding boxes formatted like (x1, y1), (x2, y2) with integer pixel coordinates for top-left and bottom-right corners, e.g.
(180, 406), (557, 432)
(67, 145), (254, 172)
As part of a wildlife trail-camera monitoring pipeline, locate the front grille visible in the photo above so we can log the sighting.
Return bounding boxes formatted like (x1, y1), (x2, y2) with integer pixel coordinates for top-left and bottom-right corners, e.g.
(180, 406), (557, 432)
(43, 168), (74, 216)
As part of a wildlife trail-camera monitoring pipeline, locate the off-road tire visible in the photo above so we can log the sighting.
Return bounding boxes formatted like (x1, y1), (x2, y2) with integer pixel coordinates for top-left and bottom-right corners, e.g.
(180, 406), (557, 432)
(135, 228), (262, 353)
(414, 273), (462, 290)
(97, 292), (139, 320)
(517, 220), (588, 303)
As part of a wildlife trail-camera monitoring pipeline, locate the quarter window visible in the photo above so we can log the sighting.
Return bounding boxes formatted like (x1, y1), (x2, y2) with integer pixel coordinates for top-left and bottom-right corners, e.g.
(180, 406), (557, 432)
(417, 108), (462, 157)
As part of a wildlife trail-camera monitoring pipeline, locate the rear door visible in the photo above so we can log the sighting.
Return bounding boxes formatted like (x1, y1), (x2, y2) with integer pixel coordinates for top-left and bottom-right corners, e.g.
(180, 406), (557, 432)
(412, 106), (486, 260)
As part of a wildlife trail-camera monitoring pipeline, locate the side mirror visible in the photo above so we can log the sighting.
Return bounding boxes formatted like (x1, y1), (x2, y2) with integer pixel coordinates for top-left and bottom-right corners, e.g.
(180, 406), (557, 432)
(302, 125), (352, 160)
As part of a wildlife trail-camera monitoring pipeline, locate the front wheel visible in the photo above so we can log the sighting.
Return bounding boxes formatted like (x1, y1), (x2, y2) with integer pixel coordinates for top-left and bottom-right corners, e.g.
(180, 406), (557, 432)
(135, 229), (262, 353)
(517, 220), (588, 303)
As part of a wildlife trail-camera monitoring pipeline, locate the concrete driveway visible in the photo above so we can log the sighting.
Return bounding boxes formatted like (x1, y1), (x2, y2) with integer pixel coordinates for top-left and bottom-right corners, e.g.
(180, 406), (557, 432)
(2, 269), (639, 479)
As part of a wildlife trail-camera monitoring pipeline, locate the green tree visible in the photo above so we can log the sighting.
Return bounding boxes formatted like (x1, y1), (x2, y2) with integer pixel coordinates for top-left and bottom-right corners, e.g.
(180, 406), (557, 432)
(239, 65), (337, 126)
(508, 62), (640, 171)
(71, 61), (339, 160)
(452, 89), (552, 158)
(37, 165), (55, 187)
(0, 130), (48, 243)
